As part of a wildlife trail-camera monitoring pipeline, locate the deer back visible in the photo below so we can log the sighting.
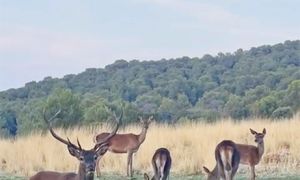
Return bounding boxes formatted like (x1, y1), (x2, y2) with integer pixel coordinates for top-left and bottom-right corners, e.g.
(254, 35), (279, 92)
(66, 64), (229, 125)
(215, 140), (240, 180)
(95, 133), (142, 153)
(151, 148), (172, 180)
(204, 140), (240, 180)
(95, 115), (153, 153)
(29, 171), (77, 180)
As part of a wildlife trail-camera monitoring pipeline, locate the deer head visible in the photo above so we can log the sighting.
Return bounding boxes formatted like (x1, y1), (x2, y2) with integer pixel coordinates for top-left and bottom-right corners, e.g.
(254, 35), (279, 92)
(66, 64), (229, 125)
(66, 140), (110, 177)
(250, 128), (266, 144)
(44, 109), (121, 178)
(203, 166), (217, 180)
(139, 115), (153, 129)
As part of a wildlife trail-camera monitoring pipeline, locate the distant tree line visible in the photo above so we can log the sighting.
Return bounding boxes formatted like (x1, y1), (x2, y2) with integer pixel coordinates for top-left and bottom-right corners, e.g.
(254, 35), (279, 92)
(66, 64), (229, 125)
(0, 40), (300, 135)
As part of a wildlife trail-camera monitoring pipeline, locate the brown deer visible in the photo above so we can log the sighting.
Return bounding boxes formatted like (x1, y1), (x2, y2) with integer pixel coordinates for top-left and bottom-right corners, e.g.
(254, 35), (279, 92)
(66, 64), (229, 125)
(235, 128), (266, 180)
(144, 148), (172, 180)
(94, 115), (153, 177)
(30, 109), (121, 180)
(203, 140), (240, 180)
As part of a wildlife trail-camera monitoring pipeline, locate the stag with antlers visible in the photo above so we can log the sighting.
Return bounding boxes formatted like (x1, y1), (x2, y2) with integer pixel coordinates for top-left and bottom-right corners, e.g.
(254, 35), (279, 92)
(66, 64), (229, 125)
(30, 109), (122, 180)
(94, 115), (153, 177)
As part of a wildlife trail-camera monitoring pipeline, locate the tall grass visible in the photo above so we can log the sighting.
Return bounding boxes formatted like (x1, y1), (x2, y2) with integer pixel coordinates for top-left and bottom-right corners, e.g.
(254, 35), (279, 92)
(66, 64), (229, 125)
(0, 115), (300, 177)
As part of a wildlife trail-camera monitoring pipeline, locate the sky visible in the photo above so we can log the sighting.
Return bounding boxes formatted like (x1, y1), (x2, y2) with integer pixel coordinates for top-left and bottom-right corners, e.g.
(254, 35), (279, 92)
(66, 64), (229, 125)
(1, 0), (300, 91)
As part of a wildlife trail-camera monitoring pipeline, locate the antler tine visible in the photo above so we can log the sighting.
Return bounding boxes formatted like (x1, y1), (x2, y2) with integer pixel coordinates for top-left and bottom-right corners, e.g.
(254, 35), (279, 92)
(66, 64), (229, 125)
(113, 111), (118, 121)
(67, 138), (80, 149)
(44, 108), (79, 149)
(43, 108), (61, 126)
(97, 110), (122, 146)
(77, 138), (82, 150)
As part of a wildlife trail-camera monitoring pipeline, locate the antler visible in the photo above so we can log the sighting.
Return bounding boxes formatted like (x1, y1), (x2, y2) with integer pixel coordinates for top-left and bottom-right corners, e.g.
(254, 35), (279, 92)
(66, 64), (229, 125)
(148, 115), (154, 121)
(138, 116), (143, 121)
(96, 110), (122, 146)
(43, 108), (80, 149)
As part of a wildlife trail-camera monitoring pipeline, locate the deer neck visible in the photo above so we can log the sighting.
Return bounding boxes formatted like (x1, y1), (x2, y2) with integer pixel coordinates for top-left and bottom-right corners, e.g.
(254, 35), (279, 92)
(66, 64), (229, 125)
(138, 127), (148, 144)
(257, 141), (264, 160)
(77, 163), (94, 180)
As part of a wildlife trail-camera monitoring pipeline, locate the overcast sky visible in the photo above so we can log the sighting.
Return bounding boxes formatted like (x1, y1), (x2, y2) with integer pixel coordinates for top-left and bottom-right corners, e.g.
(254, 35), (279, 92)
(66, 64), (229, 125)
(1, 0), (300, 91)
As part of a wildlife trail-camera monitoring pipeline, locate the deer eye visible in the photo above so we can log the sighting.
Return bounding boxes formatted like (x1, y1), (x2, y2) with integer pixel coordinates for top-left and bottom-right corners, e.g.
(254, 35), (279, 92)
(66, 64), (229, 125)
(79, 157), (84, 161)
(94, 156), (98, 160)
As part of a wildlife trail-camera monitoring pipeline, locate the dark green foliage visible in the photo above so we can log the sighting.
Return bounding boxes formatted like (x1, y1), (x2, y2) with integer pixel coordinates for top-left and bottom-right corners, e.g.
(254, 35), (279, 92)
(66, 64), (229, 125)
(1, 40), (300, 134)
(286, 80), (300, 111)
(224, 95), (249, 119)
(271, 106), (293, 119)
(0, 110), (17, 138)
(44, 88), (83, 128)
(256, 95), (279, 117)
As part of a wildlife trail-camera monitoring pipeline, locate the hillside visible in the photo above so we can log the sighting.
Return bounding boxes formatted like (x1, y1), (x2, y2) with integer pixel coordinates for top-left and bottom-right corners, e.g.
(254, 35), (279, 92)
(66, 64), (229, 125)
(0, 40), (300, 134)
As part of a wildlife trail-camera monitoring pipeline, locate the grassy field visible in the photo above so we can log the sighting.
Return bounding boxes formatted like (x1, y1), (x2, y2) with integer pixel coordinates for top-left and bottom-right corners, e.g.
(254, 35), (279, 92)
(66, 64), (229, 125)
(1, 174), (300, 180)
(0, 114), (300, 179)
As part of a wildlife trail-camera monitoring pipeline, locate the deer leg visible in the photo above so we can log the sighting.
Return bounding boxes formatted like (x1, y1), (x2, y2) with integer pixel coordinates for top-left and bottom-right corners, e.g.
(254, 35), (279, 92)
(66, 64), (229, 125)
(250, 165), (256, 180)
(96, 156), (101, 177)
(127, 152), (133, 177)
(129, 152), (134, 177)
(161, 167), (165, 180)
(127, 152), (130, 176)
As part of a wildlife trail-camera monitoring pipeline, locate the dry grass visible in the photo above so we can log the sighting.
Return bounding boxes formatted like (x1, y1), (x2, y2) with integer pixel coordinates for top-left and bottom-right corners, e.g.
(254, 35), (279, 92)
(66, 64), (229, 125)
(1, 115), (300, 177)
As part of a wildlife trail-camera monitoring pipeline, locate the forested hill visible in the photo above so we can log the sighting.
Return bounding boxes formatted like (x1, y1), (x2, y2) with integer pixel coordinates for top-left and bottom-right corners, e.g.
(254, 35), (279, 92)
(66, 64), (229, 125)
(1, 40), (300, 134)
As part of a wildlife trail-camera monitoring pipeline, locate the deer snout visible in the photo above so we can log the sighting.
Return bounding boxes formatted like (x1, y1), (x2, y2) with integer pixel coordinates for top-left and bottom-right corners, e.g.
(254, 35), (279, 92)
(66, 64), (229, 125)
(86, 164), (96, 173)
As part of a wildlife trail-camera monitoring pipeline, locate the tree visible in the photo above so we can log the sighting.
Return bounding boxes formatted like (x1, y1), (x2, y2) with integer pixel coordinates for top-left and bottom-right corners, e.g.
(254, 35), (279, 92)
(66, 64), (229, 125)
(44, 88), (83, 127)
(157, 97), (177, 123)
(0, 110), (18, 138)
(224, 95), (249, 119)
(286, 80), (300, 111)
(84, 101), (110, 125)
(271, 107), (293, 119)
(135, 93), (162, 115)
(1, 40), (300, 132)
(256, 95), (278, 117)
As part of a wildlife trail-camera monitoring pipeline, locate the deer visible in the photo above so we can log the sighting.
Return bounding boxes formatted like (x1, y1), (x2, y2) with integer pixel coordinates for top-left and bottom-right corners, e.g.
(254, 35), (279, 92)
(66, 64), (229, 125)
(30, 109), (121, 180)
(235, 128), (266, 180)
(94, 115), (153, 177)
(144, 148), (172, 180)
(203, 140), (240, 180)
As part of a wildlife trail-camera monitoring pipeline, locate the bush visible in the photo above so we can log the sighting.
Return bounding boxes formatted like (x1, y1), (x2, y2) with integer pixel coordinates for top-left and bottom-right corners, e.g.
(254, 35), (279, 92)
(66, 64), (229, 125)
(271, 106), (293, 119)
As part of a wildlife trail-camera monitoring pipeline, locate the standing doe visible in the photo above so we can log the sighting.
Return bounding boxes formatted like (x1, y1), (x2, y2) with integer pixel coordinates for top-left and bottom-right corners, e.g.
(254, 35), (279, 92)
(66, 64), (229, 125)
(236, 128), (266, 180)
(30, 109), (121, 180)
(144, 148), (172, 180)
(94, 116), (153, 177)
(203, 140), (240, 180)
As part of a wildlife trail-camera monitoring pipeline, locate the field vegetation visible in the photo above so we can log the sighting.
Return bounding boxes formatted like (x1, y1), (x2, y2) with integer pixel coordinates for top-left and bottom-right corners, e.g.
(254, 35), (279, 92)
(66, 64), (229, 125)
(0, 115), (300, 178)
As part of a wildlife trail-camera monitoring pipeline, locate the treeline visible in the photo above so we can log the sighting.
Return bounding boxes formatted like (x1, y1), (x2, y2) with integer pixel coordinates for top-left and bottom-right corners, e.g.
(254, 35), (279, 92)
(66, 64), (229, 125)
(1, 40), (300, 135)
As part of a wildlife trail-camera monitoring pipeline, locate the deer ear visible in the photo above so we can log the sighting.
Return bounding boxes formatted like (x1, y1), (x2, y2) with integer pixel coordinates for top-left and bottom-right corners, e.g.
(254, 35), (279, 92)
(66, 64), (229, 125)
(144, 173), (150, 180)
(148, 116), (153, 123)
(95, 143), (109, 156)
(262, 128), (266, 135)
(67, 145), (80, 158)
(138, 116), (143, 123)
(203, 166), (211, 174)
(250, 128), (257, 135)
